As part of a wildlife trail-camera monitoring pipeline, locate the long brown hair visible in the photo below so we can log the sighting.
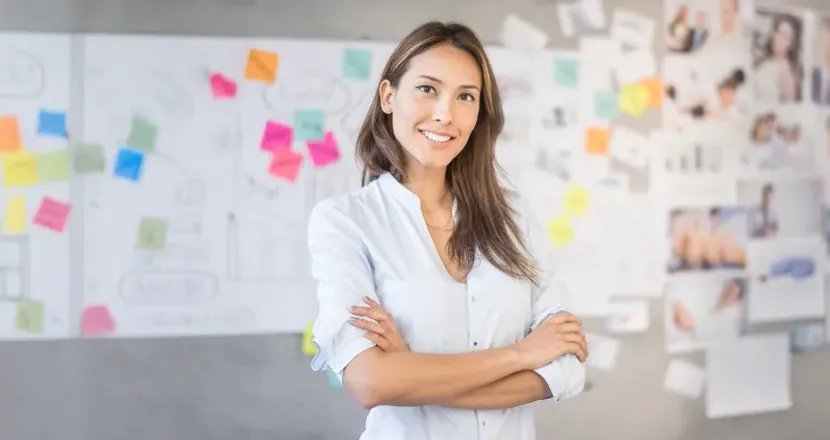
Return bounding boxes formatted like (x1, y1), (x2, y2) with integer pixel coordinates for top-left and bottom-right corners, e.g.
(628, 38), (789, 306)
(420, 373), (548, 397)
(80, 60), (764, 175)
(355, 21), (540, 285)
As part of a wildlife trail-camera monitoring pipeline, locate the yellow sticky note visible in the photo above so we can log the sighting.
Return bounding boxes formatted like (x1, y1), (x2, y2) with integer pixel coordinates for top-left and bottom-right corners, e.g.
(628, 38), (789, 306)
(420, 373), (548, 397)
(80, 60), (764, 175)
(562, 185), (590, 217)
(4, 195), (27, 232)
(618, 83), (649, 118)
(2, 151), (38, 188)
(546, 216), (575, 248)
(302, 322), (318, 356)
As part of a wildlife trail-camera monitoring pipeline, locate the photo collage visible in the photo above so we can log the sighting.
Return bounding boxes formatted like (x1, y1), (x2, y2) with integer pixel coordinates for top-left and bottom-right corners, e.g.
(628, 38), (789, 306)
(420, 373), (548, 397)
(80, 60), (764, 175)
(660, 0), (829, 355)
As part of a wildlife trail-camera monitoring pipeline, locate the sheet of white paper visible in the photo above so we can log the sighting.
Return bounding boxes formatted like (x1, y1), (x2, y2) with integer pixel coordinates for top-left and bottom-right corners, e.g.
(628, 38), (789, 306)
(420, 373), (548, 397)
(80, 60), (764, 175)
(578, 37), (619, 89)
(706, 334), (792, 419)
(586, 332), (620, 370)
(663, 359), (705, 399)
(610, 9), (656, 49)
(579, 0), (606, 29)
(609, 126), (650, 168)
(615, 48), (656, 85)
(606, 300), (649, 333)
(499, 13), (549, 54)
(557, 2), (578, 39)
(557, 0), (606, 38)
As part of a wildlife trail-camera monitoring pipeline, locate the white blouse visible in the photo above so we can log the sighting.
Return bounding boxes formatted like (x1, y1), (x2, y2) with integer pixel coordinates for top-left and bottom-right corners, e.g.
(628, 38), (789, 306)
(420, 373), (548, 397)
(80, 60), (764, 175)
(307, 172), (585, 440)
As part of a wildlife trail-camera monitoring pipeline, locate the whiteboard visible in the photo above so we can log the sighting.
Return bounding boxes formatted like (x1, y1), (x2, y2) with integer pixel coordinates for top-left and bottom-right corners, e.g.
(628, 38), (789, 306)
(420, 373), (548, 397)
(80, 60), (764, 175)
(0, 33), (72, 339)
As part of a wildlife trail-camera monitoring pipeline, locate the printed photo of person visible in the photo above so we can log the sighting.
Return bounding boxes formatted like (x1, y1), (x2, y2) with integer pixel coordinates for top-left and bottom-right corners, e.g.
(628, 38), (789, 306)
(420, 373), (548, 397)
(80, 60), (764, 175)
(752, 8), (806, 103)
(740, 107), (815, 173)
(664, 65), (748, 127)
(668, 206), (748, 273)
(738, 178), (823, 240)
(665, 274), (747, 353)
(665, 0), (751, 56)
(810, 16), (830, 105)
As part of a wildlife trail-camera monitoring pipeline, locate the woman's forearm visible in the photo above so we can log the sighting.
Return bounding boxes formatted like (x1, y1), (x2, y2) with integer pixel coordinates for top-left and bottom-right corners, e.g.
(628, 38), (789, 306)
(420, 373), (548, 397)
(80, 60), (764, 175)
(343, 346), (524, 409)
(437, 370), (551, 410)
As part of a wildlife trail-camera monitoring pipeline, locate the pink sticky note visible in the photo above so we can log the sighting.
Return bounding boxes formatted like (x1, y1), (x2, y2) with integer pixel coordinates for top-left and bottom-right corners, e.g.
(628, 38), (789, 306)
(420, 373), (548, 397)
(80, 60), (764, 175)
(33, 196), (71, 232)
(209, 73), (237, 99)
(268, 148), (304, 182)
(307, 131), (341, 168)
(81, 305), (116, 336)
(260, 121), (293, 152)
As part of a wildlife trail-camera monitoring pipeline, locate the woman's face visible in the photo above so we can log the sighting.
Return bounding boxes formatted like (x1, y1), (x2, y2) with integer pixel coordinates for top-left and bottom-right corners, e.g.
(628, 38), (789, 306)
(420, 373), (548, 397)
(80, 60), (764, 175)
(718, 86), (736, 108)
(720, 0), (738, 32)
(379, 43), (481, 174)
(772, 20), (795, 57)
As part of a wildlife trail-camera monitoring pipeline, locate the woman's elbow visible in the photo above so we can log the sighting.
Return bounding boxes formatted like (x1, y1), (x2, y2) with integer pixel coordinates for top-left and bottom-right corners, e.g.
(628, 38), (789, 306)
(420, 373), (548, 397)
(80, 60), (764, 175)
(342, 352), (393, 409)
(563, 362), (586, 399)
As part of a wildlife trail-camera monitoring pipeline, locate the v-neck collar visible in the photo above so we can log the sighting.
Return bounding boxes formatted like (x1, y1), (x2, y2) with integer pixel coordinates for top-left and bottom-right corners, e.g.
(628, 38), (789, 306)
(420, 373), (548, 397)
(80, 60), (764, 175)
(377, 172), (457, 217)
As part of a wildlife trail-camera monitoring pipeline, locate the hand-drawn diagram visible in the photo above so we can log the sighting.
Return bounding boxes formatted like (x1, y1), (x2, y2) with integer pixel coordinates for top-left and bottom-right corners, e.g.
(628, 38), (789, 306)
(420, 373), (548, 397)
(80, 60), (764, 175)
(0, 47), (45, 98)
(0, 237), (29, 301)
(118, 270), (219, 306)
(263, 75), (352, 118)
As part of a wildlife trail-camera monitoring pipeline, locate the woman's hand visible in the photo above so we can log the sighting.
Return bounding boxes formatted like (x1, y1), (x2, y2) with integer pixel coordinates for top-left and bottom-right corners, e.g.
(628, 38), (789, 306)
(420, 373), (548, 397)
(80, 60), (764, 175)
(516, 312), (587, 370)
(349, 296), (410, 353)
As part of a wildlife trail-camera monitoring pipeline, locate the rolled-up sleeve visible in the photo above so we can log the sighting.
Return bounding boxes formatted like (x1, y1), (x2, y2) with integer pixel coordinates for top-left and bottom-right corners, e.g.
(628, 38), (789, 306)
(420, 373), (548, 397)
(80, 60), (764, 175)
(307, 200), (377, 383)
(523, 201), (586, 401)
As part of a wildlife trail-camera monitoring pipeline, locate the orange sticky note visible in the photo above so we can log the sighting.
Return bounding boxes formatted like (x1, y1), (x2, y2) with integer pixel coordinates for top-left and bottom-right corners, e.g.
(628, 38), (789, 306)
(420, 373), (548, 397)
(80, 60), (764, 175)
(640, 77), (663, 108)
(585, 127), (610, 156)
(244, 48), (279, 84)
(0, 115), (22, 154)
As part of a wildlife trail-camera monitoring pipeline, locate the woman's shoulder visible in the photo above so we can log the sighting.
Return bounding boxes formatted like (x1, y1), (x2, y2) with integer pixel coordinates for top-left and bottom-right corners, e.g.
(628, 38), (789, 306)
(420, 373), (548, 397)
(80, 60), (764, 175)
(308, 180), (383, 230)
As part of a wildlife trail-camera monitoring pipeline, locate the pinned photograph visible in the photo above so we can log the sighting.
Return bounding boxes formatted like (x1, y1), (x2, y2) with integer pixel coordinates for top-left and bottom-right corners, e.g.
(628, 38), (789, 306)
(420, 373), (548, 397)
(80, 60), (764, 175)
(809, 14), (830, 106)
(746, 237), (826, 323)
(667, 206), (748, 273)
(665, 273), (747, 354)
(751, 7), (808, 104)
(739, 105), (817, 175)
(665, 0), (752, 55)
(737, 178), (823, 240)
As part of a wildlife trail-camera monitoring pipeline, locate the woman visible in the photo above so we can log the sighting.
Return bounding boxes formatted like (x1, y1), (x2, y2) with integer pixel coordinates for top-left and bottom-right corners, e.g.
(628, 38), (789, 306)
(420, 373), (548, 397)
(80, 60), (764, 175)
(753, 14), (803, 103)
(306, 22), (587, 439)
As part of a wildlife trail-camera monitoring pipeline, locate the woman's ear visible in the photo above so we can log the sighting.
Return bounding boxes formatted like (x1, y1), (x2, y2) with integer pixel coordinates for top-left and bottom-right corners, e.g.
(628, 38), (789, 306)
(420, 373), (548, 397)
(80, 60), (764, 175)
(378, 79), (395, 113)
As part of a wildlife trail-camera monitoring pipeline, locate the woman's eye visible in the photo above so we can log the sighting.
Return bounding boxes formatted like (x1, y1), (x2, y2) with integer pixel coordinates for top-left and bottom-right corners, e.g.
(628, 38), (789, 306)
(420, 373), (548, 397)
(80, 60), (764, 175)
(459, 93), (476, 102)
(416, 85), (436, 94)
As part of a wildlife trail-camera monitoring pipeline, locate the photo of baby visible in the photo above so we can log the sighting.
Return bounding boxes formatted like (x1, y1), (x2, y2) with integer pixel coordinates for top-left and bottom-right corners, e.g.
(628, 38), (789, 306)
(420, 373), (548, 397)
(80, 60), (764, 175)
(751, 7), (807, 103)
(665, 274), (747, 353)
(668, 206), (748, 273)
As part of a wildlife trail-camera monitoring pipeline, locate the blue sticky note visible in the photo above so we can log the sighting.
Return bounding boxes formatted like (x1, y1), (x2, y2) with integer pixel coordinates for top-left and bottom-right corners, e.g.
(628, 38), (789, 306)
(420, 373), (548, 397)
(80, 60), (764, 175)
(114, 147), (145, 182)
(594, 90), (619, 120)
(325, 370), (343, 389)
(37, 109), (68, 138)
(553, 58), (579, 88)
(294, 109), (325, 142)
(343, 48), (372, 81)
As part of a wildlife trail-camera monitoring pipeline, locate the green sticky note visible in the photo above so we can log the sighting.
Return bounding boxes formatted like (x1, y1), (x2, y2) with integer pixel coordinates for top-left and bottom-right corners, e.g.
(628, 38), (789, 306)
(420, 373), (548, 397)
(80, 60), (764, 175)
(137, 217), (168, 250)
(342, 48), (372, 81)
(126, 116), (157, 153)
(35, 149), (70, 183)
(294, 109), (325, 142)
(14, 299), (44, 333)
(554, 57), (579, 88)
(73, 143), (106, 174)
(594, 90), (619, 121)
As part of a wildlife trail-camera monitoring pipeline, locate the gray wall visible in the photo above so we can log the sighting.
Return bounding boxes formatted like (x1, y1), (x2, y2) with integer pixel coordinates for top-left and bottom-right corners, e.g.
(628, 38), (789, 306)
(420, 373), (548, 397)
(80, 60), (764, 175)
(1, 0), (829, 439)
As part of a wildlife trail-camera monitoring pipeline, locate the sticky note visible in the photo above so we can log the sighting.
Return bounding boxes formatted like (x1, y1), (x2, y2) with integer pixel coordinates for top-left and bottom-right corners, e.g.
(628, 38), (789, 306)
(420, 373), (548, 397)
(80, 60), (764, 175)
(594, 90), (619, 121)
(260, 121), (293, 152)
(585, 126), (610, 155)
(37, 109), (68, 138)
(562, 185), (590, 217)
(113, 147), (145, 182)
(0, 115), (22, 153)
(343, 48), (373, 81)
(618, 83), (649, 117)
(126, 116), (157, 153)
(302, 322), (318, 356)
(244, 48), (279, 84)
(268, 148), (304, 182)
(546, 215), (575, 248)
(81, 305), (116, 337)
(307, 131), (341, 168)
(294, 109), (325, 142)
(325, 370), (343, 389)
(209, 72), (237, 99)
(33, 196), (71, 233)
(553, 57), (579, 88)
(73, 143), (106, 174)
(35, 150), (69, 183)
(4, 195), (27, 232)
(2, 151), (38, 187)
(640, 77), (663, 108)
(137, 217), (168, 250)
(14, 299), (44, 333)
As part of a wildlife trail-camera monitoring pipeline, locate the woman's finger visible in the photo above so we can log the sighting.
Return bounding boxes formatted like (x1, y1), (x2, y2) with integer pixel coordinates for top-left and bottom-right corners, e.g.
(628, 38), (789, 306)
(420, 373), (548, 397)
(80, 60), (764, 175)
(553, 322), (584, 335)
(351, 306), (393, 325)
(364, 331), (390, 351)
(349, 317), (386, 335)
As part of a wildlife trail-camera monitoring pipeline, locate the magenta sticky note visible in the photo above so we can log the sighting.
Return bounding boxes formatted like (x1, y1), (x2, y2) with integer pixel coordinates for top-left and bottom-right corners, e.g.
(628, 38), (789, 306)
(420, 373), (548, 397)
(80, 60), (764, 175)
(32, 196), (71, 232)
(260, 121), (293, 152)
(209, 73), (237, 99)
(81, 305), (116, 336)
(268, 148), (304, 182)
(307, 131), (341, 168)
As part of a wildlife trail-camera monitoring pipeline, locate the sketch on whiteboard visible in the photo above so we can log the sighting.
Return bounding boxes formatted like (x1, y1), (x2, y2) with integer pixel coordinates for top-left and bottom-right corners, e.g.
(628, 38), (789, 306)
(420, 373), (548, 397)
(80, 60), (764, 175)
(117, 270), (219, 306)
(0, 47), (44, 98)
(226, 212), (276, 282)
(174, 178), (206, 209)
(145, 306), (256, 330)
(264, 76), (352, 117)
(0, 237), (28, 301)
(341, 86), (374, 143)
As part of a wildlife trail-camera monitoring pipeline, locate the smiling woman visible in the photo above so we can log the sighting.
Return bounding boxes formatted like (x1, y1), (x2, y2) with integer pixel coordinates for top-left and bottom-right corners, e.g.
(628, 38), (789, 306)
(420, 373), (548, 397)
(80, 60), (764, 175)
(307, 21), (587, 440)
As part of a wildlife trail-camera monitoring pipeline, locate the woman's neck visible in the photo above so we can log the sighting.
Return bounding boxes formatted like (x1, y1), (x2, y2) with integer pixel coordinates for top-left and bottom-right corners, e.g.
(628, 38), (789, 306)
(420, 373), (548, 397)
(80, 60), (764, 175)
(402, 167), (451, 211)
